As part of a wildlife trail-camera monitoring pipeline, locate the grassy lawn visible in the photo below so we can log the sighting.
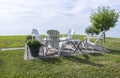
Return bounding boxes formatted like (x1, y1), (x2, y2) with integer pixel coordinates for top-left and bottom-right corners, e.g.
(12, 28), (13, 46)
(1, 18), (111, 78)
(0, 36), (25, 48)
(0, 35), (120, 78)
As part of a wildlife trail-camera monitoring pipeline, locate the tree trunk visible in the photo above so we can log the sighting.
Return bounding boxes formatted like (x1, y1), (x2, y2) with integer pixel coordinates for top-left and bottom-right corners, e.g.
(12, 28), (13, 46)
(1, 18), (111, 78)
(103, 32), (106, 43)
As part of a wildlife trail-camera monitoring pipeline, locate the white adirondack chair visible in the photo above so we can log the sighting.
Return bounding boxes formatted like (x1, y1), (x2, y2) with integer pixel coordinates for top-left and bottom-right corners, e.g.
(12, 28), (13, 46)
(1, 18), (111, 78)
(46, 29), (63, 56)
(32, 29), (46, 44)
(84, 31), (105, 51)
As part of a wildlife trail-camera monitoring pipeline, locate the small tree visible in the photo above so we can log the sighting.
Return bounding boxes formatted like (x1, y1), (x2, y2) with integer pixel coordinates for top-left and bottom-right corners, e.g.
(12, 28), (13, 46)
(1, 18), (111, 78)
(85, 26), (93, 36)
(85, 26), (100, 36)
(92, 26), (100, 35)
(90, 6), (119, 42)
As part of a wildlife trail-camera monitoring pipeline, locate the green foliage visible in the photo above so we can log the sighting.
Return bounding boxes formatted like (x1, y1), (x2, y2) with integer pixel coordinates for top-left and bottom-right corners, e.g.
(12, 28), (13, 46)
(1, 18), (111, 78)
(27, 39), (42, 47)
(85, 26), (92, 35)
(25, 35), (36, 42)
(85, 26), (100, 36)
(25, 35), (42, 47)
(92, 26), (100, 35)
(90, 6), (119, 31)
(25, 35), (32, 40)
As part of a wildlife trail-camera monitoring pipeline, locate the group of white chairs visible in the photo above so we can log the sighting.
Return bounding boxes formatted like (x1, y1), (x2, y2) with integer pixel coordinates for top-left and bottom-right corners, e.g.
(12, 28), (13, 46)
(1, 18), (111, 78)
(27, 29), (106, 57)
(31, 29), (75, 56)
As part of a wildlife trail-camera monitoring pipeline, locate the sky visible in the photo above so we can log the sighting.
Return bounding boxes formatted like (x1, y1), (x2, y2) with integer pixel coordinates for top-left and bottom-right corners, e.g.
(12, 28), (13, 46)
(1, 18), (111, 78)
(0, 0), (120, 38)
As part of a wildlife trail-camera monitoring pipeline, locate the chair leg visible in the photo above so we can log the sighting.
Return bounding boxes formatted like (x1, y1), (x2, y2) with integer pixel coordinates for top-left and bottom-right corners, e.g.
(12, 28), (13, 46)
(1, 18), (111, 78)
(58, 42), (63, 56)
(85, 43), (88, 51)
(40, 46), (45, 56)
(44, 47), (48, 56)
(58, 48), (61, 56)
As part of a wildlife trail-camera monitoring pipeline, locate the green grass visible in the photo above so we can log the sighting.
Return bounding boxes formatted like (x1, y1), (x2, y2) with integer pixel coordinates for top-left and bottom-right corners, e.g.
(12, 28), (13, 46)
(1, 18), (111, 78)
(0, 36), (26, 48)
(0, 35), (120, 78)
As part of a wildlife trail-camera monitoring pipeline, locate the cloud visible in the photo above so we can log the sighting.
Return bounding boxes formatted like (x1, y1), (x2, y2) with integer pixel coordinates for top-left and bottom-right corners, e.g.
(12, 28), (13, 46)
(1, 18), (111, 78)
(0, 0), (120, 37)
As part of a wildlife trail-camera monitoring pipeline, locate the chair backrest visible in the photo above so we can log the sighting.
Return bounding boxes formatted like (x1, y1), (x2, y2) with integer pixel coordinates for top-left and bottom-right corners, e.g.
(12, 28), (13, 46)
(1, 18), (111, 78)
(94, 31), (105, 44)
(86, 31), (104, 44)
(67, 29), (75, 39)
(32, 29), (45, 44)
(47, 29), (60, 48)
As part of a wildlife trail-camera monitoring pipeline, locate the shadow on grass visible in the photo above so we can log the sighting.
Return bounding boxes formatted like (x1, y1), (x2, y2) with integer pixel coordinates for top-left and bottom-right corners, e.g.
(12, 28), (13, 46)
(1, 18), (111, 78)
(106, 49), (120, 55)
(82, 54), (90, 60)
(40, 57), (62, 64)
(0, 59), (3, 66)
(63, 55), (104, 67)
(88, 53), (103, 56)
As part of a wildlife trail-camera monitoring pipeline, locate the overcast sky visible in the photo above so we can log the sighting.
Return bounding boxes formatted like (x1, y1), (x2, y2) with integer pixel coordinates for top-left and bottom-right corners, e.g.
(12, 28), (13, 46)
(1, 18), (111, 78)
(0, 0), (120, 38)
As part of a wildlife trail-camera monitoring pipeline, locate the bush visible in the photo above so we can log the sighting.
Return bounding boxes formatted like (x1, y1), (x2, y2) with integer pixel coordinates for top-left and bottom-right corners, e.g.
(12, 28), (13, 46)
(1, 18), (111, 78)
(27, 39), (42, 48)
(25, 35), (43, 57)
(25, 35), (33, 42)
